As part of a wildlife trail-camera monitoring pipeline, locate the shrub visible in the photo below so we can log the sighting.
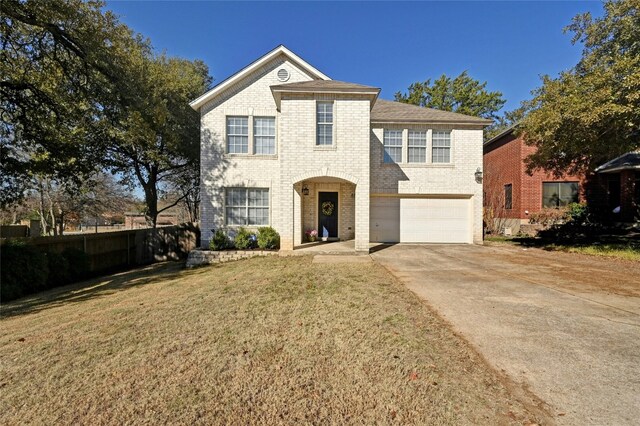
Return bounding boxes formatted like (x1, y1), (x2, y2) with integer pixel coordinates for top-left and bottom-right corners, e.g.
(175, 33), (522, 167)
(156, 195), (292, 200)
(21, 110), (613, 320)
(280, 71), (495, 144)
(567, 202), (589, 224)
(234, 227), (256, 250)
(528, 208), (569, 227)
(257, 227), (280, 250)
(0, 242), (49, 302)
(62, 248), (90, 281)
(46, 251), (70, 287)
(209, 229), (229, 250)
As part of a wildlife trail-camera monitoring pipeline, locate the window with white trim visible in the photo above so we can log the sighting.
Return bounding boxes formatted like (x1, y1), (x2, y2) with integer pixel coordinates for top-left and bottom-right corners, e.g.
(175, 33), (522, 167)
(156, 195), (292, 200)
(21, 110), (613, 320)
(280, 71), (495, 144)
(316, 102), (333, 146)
(432, 130), (451, 163)
(254, 117), (275, 155)
(225, 188), (269, 226)
(226, 116), (248, 154)
(407, 130), (427, 163)
(383, 129), (403, 163)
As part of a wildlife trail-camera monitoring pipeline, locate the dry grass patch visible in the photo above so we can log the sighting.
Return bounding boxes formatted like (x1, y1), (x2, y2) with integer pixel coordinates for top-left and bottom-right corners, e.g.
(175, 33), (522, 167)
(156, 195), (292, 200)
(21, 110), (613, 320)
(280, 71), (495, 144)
(1, 257), (539, 424)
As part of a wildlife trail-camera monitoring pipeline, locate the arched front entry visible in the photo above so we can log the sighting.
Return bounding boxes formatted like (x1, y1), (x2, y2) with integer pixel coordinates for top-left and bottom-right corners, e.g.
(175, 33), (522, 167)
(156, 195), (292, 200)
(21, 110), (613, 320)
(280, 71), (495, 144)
(286, 169), (369, 252)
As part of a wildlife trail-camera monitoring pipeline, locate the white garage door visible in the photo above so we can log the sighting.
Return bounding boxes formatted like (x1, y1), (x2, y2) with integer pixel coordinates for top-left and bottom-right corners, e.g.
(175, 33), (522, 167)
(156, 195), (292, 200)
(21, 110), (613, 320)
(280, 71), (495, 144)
(370, 197), (471, 243)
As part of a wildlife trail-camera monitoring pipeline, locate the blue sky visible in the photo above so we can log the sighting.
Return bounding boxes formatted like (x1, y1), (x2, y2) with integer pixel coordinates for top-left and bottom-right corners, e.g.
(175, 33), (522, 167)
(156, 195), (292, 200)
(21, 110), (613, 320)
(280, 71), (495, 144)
(105, 1), (603, 113)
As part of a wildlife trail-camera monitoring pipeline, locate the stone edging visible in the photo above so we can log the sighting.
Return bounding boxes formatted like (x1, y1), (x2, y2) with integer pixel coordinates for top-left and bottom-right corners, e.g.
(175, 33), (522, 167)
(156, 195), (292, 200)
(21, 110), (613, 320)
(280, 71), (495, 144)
(186, 249), (278, 268)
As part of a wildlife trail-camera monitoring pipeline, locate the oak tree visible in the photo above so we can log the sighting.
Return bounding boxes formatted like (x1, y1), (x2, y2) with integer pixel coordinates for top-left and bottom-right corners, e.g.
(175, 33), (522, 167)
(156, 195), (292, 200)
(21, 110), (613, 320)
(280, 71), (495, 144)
(521, 0), (640, 175)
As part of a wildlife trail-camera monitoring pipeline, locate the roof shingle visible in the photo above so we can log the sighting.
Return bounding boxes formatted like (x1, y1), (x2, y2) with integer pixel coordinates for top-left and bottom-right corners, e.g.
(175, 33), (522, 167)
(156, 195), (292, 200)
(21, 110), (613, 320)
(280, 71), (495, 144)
(595, 149), (640, 173)
(371, 99), (492, 125)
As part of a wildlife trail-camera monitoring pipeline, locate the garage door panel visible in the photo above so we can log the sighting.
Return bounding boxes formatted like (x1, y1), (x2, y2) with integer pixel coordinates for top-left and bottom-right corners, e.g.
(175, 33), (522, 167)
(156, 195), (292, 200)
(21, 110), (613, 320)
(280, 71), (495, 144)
(371, 197), (471, 244)
(370, 198), (400, 243)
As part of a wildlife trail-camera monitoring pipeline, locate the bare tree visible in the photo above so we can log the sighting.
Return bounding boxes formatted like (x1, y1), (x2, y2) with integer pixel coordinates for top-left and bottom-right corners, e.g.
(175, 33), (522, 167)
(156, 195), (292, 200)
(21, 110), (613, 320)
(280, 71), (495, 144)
(482, 169), (513, 235)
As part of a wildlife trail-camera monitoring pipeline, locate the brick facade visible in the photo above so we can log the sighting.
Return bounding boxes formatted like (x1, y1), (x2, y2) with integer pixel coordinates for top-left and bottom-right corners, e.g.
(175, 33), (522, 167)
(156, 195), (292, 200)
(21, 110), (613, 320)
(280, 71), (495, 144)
(198, 48), (485, 250)
(483, 131), (585, 226)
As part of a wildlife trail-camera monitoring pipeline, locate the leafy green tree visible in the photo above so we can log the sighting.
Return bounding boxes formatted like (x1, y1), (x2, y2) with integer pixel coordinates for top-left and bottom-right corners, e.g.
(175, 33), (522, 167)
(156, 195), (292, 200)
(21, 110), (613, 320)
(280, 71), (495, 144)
(0, 0), (144, 206)
(106, 54), (211, 226)
(521, 0), (640, 175)
(395, 71), (506, 120)
(1, 0), (212, 227)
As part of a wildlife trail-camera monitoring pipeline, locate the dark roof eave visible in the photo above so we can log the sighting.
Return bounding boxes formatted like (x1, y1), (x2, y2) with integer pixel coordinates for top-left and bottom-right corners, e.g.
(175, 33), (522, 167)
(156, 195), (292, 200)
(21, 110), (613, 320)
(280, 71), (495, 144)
(482, 123), (520, 147)
(371, 119), (490, 127)
(596, 165), (640, 173)
(270, 88), (381, 95)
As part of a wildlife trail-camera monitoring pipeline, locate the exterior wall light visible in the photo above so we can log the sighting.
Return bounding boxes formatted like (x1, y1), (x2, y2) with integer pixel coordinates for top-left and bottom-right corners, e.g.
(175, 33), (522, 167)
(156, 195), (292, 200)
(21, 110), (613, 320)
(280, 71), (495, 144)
(302, 184), (309, 196)
(475, 168), (483, 183)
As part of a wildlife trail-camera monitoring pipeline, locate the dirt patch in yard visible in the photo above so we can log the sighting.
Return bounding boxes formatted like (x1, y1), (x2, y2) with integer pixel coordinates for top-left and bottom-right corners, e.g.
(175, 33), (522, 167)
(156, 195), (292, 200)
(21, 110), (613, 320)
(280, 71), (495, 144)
(1, 257), (544, 425)
(484, 242), (640, 298)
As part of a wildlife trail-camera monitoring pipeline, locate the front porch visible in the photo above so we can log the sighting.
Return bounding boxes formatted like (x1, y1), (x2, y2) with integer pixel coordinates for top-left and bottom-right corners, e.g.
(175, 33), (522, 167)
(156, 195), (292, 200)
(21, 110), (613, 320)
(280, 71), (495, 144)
(294, 239), (357, 253)
(295, 177), (356, 244)
(284, 173), (370, 252)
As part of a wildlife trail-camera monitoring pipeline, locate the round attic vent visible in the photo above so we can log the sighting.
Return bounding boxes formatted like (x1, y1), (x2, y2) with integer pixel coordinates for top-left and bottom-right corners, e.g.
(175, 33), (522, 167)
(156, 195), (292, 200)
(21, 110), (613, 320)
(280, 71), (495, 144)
(276, 68), (290, 82)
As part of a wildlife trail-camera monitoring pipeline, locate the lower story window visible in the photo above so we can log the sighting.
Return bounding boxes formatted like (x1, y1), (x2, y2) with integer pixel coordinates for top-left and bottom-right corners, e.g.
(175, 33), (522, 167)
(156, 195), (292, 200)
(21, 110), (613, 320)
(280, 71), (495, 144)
(542, 182), (579, 208)
(225, 188), (269, 225)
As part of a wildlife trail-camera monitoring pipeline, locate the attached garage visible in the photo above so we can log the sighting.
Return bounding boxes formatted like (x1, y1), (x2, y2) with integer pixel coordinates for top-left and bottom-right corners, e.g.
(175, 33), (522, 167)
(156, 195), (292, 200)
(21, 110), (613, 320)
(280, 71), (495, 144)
(370, 196), (472, 243)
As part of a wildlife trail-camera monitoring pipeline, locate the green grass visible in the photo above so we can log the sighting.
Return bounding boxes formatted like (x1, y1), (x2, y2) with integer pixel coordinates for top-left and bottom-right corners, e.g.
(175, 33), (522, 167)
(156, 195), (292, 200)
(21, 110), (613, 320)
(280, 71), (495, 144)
(0, 257), (541, 425)
(549, 243), (640, 261)
(486, 236), (640, 262)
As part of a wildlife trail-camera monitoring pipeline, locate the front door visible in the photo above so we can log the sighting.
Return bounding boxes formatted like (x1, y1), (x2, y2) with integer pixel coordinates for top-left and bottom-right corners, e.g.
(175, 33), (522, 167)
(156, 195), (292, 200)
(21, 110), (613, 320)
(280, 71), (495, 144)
(318, 192), (339, 239)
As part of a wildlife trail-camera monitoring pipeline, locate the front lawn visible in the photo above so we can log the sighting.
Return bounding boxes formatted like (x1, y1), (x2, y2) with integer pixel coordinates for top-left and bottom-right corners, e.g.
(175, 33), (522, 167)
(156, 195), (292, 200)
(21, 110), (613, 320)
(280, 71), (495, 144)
(1, 257), (540, 424)
(485, 236), (640, 262)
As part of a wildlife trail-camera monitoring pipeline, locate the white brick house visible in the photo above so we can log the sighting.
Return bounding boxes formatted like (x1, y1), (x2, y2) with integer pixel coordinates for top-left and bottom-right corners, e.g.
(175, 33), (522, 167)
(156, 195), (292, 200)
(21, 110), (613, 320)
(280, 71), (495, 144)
(190, 46), (490, 252)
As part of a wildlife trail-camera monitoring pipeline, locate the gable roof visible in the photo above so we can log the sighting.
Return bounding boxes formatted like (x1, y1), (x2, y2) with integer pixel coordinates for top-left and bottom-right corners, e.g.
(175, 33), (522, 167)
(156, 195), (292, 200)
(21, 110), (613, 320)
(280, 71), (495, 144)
(189, 45), (330, 111)
(371, 99), (492, 126)
(595, 149), (640, 173)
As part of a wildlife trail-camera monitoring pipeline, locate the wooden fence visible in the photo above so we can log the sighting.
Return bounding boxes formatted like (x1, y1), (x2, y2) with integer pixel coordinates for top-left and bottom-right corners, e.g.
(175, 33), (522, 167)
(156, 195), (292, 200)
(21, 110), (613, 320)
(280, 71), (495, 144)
(0, 223), (199, 275)
(0, 225), (29, 238)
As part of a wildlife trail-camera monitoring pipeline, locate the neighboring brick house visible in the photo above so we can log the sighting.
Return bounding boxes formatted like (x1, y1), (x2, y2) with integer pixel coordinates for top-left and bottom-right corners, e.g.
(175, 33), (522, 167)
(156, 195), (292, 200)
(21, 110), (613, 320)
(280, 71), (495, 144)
(484, 126), (640, 233)
(483, 125), (585, 234)
(594, 150), (640, 223)
(190, 46), (490, 251)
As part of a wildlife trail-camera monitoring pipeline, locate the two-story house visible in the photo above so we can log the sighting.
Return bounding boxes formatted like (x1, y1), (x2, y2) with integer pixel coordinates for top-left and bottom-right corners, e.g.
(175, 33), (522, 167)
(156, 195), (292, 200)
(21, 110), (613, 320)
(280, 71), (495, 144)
(190, 46), (490, 252)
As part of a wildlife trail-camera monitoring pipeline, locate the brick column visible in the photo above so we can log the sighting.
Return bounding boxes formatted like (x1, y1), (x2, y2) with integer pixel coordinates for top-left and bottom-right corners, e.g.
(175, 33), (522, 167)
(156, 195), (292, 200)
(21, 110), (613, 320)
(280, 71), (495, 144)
(354, 184), (370, 252)
(620, 170), (635, 222)
(293, 185), (303, 247)
(278, 184), (295, 251)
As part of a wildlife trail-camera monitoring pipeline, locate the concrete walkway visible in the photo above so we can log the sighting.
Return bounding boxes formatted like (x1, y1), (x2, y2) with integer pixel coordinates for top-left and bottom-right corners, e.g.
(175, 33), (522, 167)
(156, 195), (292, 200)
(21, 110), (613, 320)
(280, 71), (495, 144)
(372, 244), (640, 426)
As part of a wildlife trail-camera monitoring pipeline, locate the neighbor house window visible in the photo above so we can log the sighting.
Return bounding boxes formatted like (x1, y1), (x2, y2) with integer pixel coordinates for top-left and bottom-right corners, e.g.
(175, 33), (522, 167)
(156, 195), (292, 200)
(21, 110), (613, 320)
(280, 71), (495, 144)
(542, 182), (579, 208)
(432, 130), (451, 163)
(225, 188), (269, 225)
(504, 184), (513, 210)
(408, 130), (427, 163)
(316, 102), (333, 146)
(254, 117), (275, 155)
(383, 129), (403, 163)
(226, 116), (248, 154)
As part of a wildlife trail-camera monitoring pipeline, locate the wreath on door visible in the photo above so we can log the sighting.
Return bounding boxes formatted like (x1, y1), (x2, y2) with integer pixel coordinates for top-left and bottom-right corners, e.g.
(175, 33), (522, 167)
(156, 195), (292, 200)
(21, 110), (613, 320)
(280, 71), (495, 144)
(322, 201), (335, 216)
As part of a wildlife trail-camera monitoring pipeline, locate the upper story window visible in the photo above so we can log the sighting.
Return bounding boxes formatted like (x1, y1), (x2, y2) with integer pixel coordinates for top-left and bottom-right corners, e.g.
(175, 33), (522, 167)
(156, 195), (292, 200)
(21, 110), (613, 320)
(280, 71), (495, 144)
(316, 102), (333, 146)
(226, 116), (248, 154)
(542, 182), (579, 208)
(383, 130), (403, 163)
(504, 184), (513, 210)
(407, 130), (427, 163)
(432, 130), (451, 163)
(254, 117), (275, 155)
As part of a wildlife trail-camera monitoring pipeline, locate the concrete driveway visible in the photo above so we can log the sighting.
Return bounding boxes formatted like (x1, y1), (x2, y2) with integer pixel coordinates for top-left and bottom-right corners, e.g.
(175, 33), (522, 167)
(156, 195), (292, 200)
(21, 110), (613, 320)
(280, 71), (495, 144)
(371, 244), (640, 425)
